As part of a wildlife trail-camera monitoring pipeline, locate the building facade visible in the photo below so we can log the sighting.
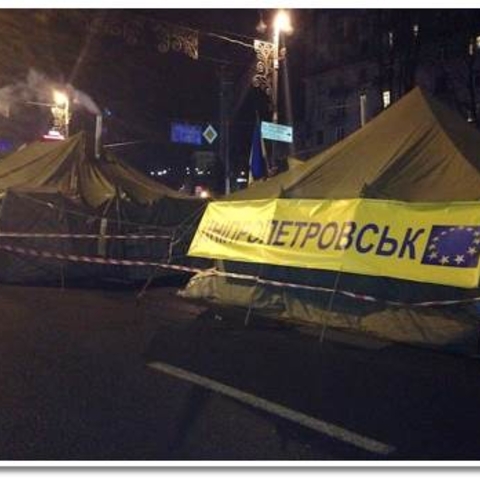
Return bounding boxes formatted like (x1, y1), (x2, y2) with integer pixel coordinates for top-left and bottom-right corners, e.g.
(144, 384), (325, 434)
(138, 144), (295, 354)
(297, 10), (480, 158)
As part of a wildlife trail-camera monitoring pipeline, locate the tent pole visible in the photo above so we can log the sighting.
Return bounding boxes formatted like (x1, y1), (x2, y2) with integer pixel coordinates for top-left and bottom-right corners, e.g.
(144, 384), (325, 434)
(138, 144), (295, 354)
(136, 236), (172, 303)
(95, 115), (103, 160)
(360, 93), (367, 127)
(244, 264), (264, 327)
(319, 267), (343, 344)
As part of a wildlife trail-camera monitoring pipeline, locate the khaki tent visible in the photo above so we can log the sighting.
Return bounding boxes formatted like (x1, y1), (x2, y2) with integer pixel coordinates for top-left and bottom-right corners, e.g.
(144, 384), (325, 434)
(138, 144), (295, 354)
(0, 132), (206, 283)
(0, 132), (201, 212)
(182, 88), (480, 354)
(228, 87), (480, 202)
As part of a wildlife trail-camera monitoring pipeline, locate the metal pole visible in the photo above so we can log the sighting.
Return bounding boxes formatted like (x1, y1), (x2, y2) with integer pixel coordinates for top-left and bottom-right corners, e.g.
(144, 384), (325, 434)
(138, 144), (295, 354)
(281, 49), (294, 156)
(270, 28), (280, 172)
(95, 114), (103, 159)
(65, 98), (70, 138)
(360, 93), (367, 127)
(272, 28), (280, 125)
(219, 66), (233, 195)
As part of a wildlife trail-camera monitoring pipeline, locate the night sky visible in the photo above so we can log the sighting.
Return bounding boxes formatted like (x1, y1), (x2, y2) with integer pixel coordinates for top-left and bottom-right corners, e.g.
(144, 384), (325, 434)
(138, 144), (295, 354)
(0, 9), (307, 190)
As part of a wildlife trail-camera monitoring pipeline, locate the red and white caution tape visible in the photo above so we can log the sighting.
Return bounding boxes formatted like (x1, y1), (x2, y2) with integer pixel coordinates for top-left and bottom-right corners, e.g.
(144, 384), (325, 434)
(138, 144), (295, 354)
(0, 244), (200, 274)
(0, 243), (479, 307)
(188, 269), (480, 308)
(0, 232), (171, 240)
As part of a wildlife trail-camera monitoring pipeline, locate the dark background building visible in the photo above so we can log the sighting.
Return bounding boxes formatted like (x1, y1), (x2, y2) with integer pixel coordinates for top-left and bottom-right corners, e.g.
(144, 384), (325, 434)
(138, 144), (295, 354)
(298, 9), (480, 157)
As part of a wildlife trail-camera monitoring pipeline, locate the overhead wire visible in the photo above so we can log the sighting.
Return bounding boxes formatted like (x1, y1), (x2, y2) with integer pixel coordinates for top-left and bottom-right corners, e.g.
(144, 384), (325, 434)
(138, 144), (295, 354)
(203, 32), (254, 50)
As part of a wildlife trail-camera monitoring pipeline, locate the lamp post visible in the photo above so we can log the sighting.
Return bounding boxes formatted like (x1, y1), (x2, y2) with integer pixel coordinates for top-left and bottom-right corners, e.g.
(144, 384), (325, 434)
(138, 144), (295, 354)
(253, 10), (292, 173)
(271, 10), (292, 126)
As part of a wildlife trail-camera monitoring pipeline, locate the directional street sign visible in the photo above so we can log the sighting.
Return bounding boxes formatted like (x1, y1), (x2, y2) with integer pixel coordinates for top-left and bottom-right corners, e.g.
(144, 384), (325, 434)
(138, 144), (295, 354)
(261, 121), (293, 143)
(203, 125), (218, 145)
(171, 123), (203, 145)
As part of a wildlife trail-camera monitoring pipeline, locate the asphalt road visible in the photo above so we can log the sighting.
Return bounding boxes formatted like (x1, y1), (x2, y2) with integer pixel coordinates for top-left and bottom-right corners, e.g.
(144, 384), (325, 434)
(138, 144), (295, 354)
(0, 281), (479, 461)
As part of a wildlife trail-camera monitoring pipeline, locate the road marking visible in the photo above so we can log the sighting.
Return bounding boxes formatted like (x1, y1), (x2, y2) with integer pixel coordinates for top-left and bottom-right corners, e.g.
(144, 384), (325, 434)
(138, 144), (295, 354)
(147, 361), (395, 456)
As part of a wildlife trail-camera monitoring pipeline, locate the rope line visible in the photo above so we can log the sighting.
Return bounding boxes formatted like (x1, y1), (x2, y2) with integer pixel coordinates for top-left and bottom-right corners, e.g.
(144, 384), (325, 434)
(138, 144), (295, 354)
(13, 191), (187, 233)
(0, 232), (171, 240)
(0, 243), (478, 308)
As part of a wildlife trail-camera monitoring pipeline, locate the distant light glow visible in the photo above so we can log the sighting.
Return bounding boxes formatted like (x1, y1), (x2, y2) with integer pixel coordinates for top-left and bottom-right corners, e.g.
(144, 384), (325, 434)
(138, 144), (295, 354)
(388, 31), (394, 48)
(53, 90), (68, 106)
(0, 139), (12, 153)
(171, 122), (202, 145)
(274, 10), (293, 34)
(382, 90), (391, 109)
(43, 129), (65, 141)
(199, 190), (210, 199)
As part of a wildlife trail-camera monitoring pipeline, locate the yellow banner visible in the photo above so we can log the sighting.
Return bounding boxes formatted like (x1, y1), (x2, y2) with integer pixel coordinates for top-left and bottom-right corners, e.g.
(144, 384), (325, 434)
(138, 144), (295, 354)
(188, 199), (480, 288)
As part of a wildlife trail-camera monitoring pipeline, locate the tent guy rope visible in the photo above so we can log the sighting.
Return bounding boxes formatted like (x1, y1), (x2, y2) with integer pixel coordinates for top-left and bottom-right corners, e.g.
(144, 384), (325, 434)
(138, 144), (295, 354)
(0, 242), (479, 308)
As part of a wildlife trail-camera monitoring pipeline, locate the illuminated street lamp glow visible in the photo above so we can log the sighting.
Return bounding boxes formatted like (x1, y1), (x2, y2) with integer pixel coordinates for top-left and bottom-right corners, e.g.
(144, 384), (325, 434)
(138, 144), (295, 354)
(270, 9), (293, 156)
(273, 10), (293, 35)
(51, 90), (70, 138)
(53, 90), (68, 106)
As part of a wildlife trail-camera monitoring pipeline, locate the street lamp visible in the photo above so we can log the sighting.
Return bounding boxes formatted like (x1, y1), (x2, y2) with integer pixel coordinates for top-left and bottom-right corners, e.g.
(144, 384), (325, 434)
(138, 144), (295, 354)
(271, 10), (292, 125)
(253, 10), (293, 122)
(51, 89), (70, 138)
(251, 10), (293, 176)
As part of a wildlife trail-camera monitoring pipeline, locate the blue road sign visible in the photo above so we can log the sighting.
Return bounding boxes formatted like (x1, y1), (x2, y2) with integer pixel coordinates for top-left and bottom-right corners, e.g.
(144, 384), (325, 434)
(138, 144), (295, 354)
(171, 123), (203, 145)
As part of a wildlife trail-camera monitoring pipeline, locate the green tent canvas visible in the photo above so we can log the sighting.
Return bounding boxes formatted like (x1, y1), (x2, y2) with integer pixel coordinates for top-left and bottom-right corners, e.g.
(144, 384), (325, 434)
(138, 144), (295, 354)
(228, 87), (480, 202)
(182, 88), (480, 354)
(0, 133), (206, 283)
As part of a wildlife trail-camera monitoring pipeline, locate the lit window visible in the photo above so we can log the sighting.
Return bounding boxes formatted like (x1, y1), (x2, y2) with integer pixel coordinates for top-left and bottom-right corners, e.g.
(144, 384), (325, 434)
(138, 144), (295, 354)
(382, 90), (391, 109)
(476, 35), (480, 49)
(388, 31), (394, 48)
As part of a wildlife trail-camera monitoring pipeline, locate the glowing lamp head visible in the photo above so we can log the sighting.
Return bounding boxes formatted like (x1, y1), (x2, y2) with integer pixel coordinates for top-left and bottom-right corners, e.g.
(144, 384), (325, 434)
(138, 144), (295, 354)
(274, 10), (293, 35)
(53, 90), (68, 106)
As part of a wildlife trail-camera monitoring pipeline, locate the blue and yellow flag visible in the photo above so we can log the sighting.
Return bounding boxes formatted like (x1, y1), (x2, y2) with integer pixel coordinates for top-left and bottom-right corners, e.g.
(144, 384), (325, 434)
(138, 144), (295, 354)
(248, 121), (267, 185)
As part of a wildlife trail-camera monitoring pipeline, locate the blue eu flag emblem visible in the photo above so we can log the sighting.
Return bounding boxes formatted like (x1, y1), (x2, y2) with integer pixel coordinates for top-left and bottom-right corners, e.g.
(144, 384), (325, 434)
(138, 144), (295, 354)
(421, 226), (480, 268)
